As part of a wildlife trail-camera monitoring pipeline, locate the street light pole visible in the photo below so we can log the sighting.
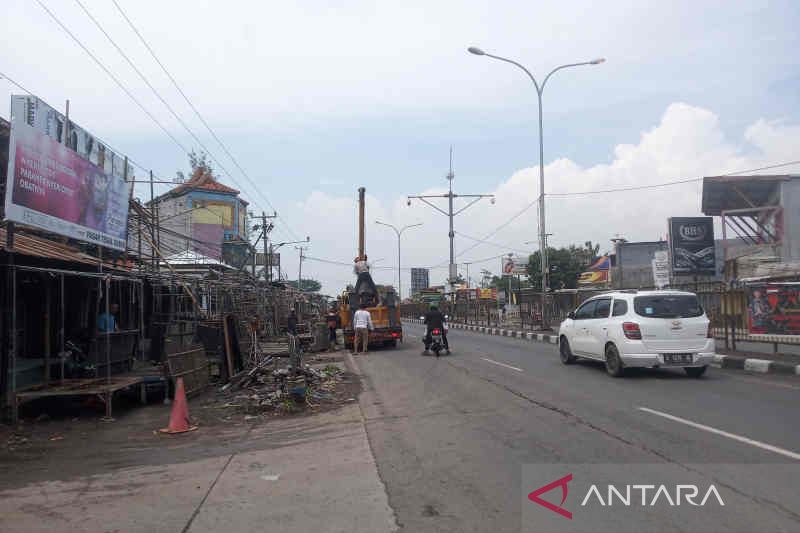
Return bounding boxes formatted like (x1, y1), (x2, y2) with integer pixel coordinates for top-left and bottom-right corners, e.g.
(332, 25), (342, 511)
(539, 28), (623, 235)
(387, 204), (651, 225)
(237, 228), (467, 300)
(376, 221), (423, 300)
(271, 237), (310, 282)
(468, 46), (604, 329)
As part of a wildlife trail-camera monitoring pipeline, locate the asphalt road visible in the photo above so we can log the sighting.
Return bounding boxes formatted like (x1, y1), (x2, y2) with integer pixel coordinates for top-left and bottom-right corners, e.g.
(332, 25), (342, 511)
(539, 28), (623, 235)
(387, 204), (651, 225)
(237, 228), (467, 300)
(355, 322), (800, 533)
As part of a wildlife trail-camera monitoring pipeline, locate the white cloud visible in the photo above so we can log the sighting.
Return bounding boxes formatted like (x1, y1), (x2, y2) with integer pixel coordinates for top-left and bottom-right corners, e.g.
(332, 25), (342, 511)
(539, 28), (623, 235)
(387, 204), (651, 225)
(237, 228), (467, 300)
(287, 103), (800, 296)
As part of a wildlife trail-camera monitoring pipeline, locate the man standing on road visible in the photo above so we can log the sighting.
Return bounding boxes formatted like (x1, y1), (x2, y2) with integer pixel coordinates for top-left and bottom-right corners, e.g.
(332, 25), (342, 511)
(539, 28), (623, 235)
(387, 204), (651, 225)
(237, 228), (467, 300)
(423, 304), (449, 355)
(353, 303), (373, 354)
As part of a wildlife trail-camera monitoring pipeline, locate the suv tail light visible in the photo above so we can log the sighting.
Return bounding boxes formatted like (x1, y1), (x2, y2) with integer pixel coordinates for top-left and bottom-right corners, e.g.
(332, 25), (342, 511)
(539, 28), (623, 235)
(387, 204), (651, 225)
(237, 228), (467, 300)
(707, 322), (713, 338)
(622, 322), (642, 340)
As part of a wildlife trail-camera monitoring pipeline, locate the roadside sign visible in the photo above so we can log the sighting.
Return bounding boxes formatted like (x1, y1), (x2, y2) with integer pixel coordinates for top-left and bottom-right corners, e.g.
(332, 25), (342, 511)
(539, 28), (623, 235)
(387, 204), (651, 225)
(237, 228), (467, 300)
(652, 251), (670, 289)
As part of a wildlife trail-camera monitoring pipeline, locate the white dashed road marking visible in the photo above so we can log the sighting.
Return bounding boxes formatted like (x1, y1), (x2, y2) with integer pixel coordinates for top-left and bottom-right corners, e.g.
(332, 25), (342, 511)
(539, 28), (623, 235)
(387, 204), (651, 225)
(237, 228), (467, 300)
(638, 406), (800, 461)
(480, 357), (523, 372)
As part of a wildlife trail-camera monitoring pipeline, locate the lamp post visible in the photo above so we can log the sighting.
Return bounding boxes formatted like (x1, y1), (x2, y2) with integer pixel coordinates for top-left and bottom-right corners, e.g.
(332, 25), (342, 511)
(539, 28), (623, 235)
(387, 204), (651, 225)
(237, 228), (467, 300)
(270, 237), (310, 281)
(375, 221), (423, 300)
(468, 46), (604, 329)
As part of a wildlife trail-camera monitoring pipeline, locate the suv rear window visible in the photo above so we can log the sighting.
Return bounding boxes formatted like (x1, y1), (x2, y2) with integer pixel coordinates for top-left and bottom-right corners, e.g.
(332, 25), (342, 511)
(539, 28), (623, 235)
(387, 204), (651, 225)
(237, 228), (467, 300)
(633, 295), (703, 318)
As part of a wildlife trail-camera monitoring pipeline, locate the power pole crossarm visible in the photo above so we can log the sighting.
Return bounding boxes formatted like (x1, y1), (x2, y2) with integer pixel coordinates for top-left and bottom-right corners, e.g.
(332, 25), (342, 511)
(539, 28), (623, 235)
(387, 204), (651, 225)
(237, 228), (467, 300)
(407, 147), (494, 291)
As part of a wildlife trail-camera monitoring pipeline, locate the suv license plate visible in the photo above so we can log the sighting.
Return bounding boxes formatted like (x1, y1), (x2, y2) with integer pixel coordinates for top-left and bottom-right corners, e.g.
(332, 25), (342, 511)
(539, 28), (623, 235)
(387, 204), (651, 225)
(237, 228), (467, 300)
(662, 353), (693, 365)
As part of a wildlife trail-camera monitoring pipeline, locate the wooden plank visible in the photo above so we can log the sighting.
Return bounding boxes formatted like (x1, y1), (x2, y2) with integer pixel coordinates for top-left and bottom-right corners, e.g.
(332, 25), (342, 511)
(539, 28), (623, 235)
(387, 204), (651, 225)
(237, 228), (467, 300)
(16, 376), (144, 399)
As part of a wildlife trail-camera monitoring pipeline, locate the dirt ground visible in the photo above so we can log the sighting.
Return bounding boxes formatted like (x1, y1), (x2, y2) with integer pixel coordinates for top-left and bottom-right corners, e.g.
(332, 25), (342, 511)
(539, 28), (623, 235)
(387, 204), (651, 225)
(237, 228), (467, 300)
(0, 350), (361, 490)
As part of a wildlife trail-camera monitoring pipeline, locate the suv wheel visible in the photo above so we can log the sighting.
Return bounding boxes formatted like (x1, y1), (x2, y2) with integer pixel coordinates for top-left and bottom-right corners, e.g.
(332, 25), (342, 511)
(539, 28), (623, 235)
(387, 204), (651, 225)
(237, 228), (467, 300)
(604, 344), (625, 377)
(560, 337), (576, 365)
(684, 366), (707, 378)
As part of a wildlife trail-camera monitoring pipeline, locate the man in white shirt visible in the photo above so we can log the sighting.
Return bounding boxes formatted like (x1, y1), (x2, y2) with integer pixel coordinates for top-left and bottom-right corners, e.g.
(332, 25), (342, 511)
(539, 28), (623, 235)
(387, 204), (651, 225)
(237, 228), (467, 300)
(352, 303), (374, 354)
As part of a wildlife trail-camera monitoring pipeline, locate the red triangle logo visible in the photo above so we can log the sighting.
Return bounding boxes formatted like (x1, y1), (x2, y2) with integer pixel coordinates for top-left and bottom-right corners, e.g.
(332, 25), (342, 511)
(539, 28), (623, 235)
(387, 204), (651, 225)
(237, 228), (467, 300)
(527, 473), (573, 520)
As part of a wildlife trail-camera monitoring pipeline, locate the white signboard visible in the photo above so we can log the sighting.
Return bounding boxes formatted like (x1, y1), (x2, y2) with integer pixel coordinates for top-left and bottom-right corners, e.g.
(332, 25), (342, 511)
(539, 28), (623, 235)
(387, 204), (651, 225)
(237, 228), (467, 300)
(652, 251), (670, 289)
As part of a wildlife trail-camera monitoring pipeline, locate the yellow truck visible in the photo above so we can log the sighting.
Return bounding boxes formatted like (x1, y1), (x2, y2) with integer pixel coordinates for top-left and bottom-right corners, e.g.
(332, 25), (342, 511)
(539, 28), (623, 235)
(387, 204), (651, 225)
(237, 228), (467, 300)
(338, 187), (402, 349)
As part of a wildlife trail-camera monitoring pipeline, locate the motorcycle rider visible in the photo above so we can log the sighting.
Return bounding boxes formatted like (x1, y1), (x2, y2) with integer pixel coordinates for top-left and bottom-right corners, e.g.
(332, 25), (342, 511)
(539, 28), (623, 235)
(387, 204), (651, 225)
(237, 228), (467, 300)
(423, 304), (450, 355)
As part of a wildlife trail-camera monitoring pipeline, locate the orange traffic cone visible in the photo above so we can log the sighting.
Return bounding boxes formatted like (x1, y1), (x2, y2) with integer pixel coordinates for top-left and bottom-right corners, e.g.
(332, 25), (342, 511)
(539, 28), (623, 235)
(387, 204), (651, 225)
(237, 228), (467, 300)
(159, 377), (198, 434)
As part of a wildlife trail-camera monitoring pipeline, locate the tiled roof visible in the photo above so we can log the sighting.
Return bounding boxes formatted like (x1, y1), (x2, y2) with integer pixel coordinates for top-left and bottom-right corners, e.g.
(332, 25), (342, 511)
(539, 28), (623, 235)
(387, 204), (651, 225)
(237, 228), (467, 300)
(171, 173), (239, 196)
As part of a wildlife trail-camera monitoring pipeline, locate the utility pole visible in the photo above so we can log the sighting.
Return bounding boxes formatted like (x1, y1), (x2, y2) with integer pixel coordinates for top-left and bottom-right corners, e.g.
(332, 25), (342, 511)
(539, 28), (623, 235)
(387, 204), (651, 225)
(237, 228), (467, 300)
(250, 211), (276, 278)
(407, 147), (494, 294)
(296, 245), (309, 291)
(270, 237), (310, 282)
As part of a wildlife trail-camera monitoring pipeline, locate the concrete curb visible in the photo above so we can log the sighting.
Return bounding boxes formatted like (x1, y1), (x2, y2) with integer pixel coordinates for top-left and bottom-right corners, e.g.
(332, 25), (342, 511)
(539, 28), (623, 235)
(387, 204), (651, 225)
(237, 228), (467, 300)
(402, 318), (800, 376)
(403, 318), (559, 347)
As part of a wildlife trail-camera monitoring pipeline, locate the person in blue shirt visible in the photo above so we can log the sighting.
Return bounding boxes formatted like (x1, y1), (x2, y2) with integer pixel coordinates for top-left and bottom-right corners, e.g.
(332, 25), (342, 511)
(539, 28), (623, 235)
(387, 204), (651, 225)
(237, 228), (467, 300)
(97, 303), (119, 333)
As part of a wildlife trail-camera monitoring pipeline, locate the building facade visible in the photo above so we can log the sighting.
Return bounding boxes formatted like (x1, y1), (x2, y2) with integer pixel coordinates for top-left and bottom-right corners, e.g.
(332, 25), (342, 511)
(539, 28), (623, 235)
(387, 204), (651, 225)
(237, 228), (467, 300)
(149, 173), (249, 261)
(410, 267), (430, 298)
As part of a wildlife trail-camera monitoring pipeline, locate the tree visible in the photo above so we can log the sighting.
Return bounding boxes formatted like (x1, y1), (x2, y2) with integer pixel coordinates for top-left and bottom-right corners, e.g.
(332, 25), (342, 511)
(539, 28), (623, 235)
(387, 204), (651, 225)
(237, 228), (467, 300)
(176, 150), (215, 183)
(527, 245), (591, 291)
(287, 278), (322, 292)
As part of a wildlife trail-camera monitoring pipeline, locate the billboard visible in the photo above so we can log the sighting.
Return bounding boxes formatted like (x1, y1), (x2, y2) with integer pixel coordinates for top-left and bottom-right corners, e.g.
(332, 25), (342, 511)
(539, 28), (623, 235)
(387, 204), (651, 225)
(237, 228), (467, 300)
(502, 254), (528, 276)
(668, 217), (715, 275)
(4, 96), (131, 250)
(221, 240), (252, 269)
(477, 287), (497, 300)
(578, 255), (611, 286)
(255, 252), (279, 266)
(747, 283), (800, 335)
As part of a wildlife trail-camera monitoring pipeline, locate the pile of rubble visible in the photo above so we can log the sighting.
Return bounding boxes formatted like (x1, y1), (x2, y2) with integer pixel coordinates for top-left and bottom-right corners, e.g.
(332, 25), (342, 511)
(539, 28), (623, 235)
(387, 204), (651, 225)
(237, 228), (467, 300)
(209, 359), (355, 418)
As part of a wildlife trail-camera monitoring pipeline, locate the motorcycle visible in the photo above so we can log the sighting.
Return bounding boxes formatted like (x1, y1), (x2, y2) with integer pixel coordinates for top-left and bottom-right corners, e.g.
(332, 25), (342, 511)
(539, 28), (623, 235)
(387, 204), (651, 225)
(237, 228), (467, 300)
(420, 315), (450, 356)
(429, 327), (445, 356)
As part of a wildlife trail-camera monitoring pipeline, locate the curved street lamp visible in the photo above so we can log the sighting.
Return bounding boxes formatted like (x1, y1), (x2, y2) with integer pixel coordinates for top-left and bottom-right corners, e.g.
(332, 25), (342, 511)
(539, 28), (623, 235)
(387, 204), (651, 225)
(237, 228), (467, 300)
(375, 221), (423, 299)
(468, 46), (604, 328)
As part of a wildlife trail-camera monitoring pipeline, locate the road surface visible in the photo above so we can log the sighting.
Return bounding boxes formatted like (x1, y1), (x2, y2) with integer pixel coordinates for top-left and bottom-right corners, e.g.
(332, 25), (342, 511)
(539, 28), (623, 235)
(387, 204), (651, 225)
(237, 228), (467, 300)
(355, 322), (800, 533)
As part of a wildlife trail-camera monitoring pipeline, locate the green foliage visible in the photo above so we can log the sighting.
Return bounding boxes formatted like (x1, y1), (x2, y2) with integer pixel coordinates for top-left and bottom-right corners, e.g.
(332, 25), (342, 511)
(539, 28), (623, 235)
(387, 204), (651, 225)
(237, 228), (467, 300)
(176, 149), (215, 183)
(287, 278), (322, 292)
(526, 241), (603, 290)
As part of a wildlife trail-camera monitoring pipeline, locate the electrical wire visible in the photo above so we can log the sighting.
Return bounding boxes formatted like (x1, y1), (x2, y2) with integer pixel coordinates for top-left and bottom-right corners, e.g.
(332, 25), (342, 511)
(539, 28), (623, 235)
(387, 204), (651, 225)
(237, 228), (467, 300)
(35, 0), (190, 155)
(0, 71), (33, 94)
(455, 231), (531, 255)
(0, 69), (174, 195)
(431, 158), (800, 265)
(109, 0), (300, 242)
(70, 0), (296, 241)
(548, 160), (800, 197)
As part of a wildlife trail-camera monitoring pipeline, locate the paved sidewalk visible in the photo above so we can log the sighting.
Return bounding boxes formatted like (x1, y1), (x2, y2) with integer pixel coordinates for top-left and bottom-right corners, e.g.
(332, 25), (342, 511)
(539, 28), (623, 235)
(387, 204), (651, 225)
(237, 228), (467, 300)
(0, 354), (397, 533)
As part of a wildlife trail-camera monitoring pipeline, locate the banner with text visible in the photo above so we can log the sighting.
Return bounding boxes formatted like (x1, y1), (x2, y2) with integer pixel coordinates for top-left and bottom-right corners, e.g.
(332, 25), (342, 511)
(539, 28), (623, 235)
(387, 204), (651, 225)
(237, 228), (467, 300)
(4, 96), (131, 250)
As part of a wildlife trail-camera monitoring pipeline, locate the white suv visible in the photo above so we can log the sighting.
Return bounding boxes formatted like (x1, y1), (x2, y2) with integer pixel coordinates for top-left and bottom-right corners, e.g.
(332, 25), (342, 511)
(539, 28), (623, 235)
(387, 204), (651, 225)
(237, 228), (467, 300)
(558, 290), (715, 377)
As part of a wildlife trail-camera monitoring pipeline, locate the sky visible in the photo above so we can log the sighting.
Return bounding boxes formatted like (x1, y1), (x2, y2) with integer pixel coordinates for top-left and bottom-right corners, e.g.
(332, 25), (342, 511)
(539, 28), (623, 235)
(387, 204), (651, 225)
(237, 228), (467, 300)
(2, 0), (800, 296)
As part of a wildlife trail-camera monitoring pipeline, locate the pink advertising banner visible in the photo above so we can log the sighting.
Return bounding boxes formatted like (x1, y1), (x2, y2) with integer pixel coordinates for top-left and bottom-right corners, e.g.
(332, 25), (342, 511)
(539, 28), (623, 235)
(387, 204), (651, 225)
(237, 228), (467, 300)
(4, 96), (130, 250)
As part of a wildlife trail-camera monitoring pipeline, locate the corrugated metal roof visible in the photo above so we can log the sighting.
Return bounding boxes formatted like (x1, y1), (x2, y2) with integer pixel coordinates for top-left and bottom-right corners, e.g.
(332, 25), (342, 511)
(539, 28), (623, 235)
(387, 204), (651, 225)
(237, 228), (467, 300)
(701, 175), (793, 215)
(0, 227), (133, 271)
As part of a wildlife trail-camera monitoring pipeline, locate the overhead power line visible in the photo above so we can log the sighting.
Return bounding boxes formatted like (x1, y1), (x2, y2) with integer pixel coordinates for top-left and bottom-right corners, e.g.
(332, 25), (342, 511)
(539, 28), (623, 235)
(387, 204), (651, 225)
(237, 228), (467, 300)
(455, 230), (531, 255)
(0, 71), (33, 94)
(436, 157), (800, 265)
(70, 0), (296, 240)
(35, 0), (190, 155)
(1, 69), (181, 198)
(109, 0), (301, 242)
(549, 159), (800, 197)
